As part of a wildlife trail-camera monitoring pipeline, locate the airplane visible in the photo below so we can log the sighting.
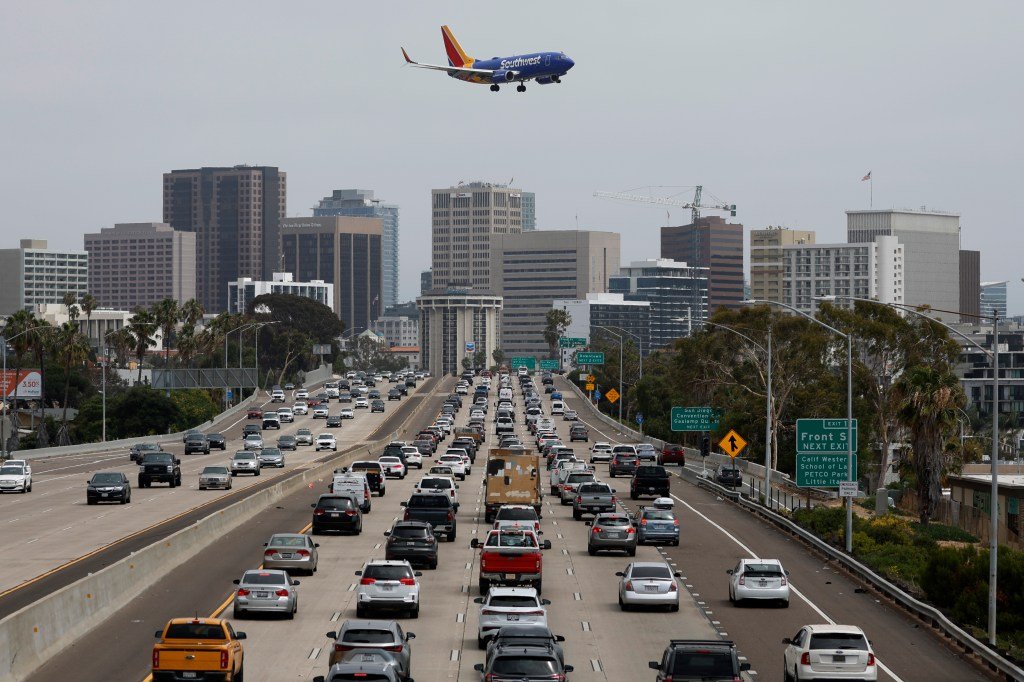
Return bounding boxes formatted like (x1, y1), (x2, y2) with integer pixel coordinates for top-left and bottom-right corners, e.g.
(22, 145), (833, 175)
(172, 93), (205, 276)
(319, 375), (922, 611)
(401, 25), (574, 92)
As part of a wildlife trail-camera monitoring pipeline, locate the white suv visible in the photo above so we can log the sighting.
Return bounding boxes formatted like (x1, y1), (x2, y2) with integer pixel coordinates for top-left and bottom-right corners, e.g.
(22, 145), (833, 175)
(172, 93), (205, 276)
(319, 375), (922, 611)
(474, 587), (549, 648)
(316, 434), (338, 452)
(355, 560), (422, 618)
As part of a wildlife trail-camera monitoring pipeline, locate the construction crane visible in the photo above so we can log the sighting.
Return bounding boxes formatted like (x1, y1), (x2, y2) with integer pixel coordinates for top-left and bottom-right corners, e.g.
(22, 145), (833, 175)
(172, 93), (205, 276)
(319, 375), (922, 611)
(594, 186), (736, 225)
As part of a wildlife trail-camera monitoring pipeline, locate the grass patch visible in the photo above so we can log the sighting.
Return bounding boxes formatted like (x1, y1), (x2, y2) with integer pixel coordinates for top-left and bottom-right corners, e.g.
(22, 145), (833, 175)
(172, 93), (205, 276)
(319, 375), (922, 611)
(914, 523), (977, 543)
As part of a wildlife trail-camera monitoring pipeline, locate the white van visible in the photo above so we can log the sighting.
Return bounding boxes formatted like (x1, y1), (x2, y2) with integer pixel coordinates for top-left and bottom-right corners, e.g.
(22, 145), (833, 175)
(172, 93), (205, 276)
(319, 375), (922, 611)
(550, 400), (565, 416)
(331, 473), (371, 513)
(499, 387), (513, 402)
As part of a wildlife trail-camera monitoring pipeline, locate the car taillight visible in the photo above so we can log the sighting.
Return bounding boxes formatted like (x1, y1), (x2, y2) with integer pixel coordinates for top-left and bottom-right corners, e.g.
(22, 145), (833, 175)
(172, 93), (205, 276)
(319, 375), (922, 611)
(867, 653), (876, 666)
(275, 589), (290, 597)
(152, 650), (159, 668)
(780, 576), (787, 586)
(220, 650), (229, 668)
(521, 610), (545, 616)
(575, 496), (582, 504)
(360, 578), (376, 585)
(673, 519), (680, 526)
(738, 575), (745, 585)
(313, 508), (325, 516)
(404, 510), (411, 520)
(383, 645), (403, 653)
(626, 526), (635, 534)
(592, 526), (601, 534)
(447, 511), (454, 522)
(800, 652), (810, 665)
(237, 588), (250, 596)
(399, 578), (416, 586)
(640, 518), (648, 526)
(625, 580), (634, 591)
(669, 583), (678, 592)
(364, 490), (370, 500)
(610, 496), (617, 504)
(297, 549), (310, 557)
(333, 644), (353, 653)
(345, 510), (357, 517)
(481, 609), (502, 615)
(264, 550), (276, 557)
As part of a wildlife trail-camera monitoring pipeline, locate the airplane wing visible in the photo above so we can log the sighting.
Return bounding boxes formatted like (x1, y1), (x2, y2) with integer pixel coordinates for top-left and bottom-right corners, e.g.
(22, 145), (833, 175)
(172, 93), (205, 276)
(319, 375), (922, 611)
(401, 47), (496, 76)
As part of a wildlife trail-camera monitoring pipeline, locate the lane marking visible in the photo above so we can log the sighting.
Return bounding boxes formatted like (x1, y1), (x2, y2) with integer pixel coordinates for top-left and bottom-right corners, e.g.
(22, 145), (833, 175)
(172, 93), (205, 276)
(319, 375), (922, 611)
(590, 659), (603, 672)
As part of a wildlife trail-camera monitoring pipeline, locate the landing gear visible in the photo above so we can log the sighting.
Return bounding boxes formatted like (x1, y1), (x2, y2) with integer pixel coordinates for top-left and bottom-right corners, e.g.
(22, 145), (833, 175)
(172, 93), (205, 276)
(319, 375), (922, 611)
(552, 75), (561, 83)
(490, 84), (499, 92)
(516, 84), (526, 93)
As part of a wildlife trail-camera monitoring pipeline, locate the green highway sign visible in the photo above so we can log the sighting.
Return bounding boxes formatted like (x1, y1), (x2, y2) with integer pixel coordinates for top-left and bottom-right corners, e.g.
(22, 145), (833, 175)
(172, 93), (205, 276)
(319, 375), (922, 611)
(796, 453), (858, 488)
(540, 359), (559, 370)
(559, 337), (586, 348)
(796, 418), (858, 454)
(575, 351), (605, 365)
(510, 356), (536, 370)
(671, 406), (720, 432)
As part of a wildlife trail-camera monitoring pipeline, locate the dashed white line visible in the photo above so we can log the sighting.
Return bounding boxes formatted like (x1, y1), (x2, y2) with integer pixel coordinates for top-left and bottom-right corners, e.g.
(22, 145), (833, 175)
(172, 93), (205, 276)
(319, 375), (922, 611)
(307, 647), (321, 660)
(590, 659), (603, 672)
(581, 621), (591, 631)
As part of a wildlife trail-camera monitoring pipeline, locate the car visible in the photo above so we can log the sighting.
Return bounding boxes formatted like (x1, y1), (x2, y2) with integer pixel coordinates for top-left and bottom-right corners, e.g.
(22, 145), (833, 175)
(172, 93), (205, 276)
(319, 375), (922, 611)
(151, 618), (246, 682)
(198, 465), (232, 490)
(293, 401), (309, 415)
(183, 433), (209, 455)
(277, 434), (298, 451)
(557, 469), (597, 505)
(354, 397), (369, 409)
(492, 504), (540, 535)
(630, 464), (671, 499)
(326, 414), (343, 428)
(782, 624), (878, 681)
(589, 442), (613, 463)
(562, 409), (578, 421)
(284, 382), (295, 390)
(86, 471), (131, 504)
(338, 391), (353, 403)
(181, 428), (202, 444)
(426, 465), (454, 478)
(230, 450), (261, 476)
(475, 587), (551, 648)
(295, 389), (309, 400)
(443, 447), (471, 474)
(243, 433), (264, 451)
(317, 434), (338, 451)
(660, 444), (687, 466)
(549, 459), (585, 493)
(350, 461), (387, 497)
(325, 620), (415, 676)
(232, 569), (299, 619)
(437, 454), (466, 480)
(314, 662), (402, 682)
(387, 389), (402, 401)
(608, 452), (639, 478)
(368, 389), (381, 399)
(313, 405), (330, 419)
(0, 459), (32, 493)
(138, 452), (182, 488)
(569, 424), (588, 442)
(384, 521), (439, 569)
(129, 441), (163, 463)
(379, 456), (406, 479)
(247, 408), (263, 419)
(296, 428), (314, 446)
(206, 433), (227, 450)
(259, 447), (285, 468)
(474, 639), (572, 680)
(277, 407), (294, 423)
(716, 463), (744, 488)
(572, 482), (616, 519)
(243, 423), (262, 437)
(587, 513), (637, 555)
(413, 475), (458, 511)
(485, 624), (566, 667)
(649, 639), (750, 682)
(399, 447), (422, 470)
(311, 494), (362, 535)
(270, 389), (286, 403)
(263, 533), (319, 575)
(636, 500), (680, 545)
(617, 561), (682, 611)
(354, 560), (422, 618)
(728, 558), (790, 607)
(340, 407), (355, 419)
(371, 399), (385, 413)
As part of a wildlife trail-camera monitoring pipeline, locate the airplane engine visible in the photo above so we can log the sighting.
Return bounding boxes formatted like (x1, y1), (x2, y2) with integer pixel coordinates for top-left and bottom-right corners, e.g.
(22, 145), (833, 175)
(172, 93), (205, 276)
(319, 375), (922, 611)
(536, 76), (554, 85)
(492, 70), (517, 84)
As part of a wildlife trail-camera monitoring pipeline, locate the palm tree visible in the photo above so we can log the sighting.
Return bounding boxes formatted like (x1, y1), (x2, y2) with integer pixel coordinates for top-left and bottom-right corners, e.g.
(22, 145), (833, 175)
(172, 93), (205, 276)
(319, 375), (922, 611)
(50, 322), (90, 429)
(27, 322), (53, 434)
(4, 310), (36, 416)
(176, 324), (199, 368)
(893, 364), (966, 525)
(105, 327), (134, 368)
(62, 292), (80, 322)
(180, 298), (205, 328)
(80, 293), (97, 351)
(127, 309), (157, 383)
(151, 298), (180, 367)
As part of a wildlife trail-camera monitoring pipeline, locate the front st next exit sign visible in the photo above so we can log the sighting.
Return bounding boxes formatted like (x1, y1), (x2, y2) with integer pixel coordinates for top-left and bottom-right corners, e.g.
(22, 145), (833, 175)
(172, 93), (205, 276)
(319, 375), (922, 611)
(796, 419), (857, 453)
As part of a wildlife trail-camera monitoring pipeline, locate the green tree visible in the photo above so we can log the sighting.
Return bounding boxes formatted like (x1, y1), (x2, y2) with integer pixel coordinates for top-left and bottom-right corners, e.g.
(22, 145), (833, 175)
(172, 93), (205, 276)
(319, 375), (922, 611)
(152, 298), (180, 367)
(543, 309), (572, 359)
(170, 389), (219, 431)
(105, 327), (135, 369)
(80, 293), (97, 350)
(461, 356), (472, 371)
(4, 310), (37, 414)
(107, 386), (181, 437)
(179, 298), (205, 327)
(62, 292), (80, 321)
(49, 322), (90, 429)
(127, 309), (157, 382)
(492, 347), (505, 367)
(473, 348), (486, 369)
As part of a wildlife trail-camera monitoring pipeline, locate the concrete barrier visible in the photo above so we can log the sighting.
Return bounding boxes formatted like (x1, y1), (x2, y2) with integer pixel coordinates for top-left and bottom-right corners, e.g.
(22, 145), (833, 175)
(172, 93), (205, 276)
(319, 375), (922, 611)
(0, 374), (438, 682)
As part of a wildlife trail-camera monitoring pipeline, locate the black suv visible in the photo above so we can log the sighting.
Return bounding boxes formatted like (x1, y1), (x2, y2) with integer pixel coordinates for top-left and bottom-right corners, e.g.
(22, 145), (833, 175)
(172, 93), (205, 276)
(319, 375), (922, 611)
(608, 453), (639, 478)
(388, 388), (402, 401)
(129, 442), (163, 463)
(138, 452), (181, 488)
(184, 433), (210, 455)
(716, 464), (743, 488)
(648, 639), (749, 681)
(207, 433), (227, 450)
(311, 494), (362, 535)
(242, 423), (262, 437)
(384, 520), (439, 569)
(475, 641), (573, 679)
(631, 465), (671, 499)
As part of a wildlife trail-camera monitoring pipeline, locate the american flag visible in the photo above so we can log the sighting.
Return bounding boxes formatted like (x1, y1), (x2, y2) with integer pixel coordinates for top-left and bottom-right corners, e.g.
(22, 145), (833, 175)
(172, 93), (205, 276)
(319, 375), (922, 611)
(861, 171), (872, 181)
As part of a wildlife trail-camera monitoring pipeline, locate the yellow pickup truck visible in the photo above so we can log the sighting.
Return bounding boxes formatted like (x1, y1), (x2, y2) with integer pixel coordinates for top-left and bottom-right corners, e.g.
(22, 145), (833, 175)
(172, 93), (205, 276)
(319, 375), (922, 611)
(152, 617), (246, 681)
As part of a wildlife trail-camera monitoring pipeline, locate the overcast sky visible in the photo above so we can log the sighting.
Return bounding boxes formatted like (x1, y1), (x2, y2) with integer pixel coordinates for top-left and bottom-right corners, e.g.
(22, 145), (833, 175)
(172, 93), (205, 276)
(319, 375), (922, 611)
(3, 1), (1022, 312)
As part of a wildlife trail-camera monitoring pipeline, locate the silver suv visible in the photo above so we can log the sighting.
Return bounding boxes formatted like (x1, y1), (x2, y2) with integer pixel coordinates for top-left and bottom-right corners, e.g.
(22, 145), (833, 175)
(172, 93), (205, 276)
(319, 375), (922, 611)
(355, 560), (422, 618)
(326, 620), (415, 678)
(230, 451), (261, 476)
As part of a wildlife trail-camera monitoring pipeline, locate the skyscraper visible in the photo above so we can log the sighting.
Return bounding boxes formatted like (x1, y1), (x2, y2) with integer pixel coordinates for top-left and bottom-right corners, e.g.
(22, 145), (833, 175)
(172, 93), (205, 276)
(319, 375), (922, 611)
(959, 250), (981, 322)
(417, 291), (502, 376)
(661, 216), (744, 312)
(313, 189), (399, 311)
(749, 227), (815, 303)
(980, 281), (1008, 319)
(781, 237), (904, 314)
(431, 181), (523, 291)
(162, 165), (286, 313)
(609, 258), (709, 352)
(279, 217), (382, 334)
(420, 269), (432, 295)
(521, 192), (536, 231)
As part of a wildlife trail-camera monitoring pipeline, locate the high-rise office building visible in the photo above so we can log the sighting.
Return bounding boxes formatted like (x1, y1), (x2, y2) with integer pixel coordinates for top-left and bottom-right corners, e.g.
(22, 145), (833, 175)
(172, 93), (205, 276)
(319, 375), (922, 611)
(750, 227), (815, 303)
(420, 269), (432, 295)
(847, 209), (960, 322)
(227, 272), (333, 314)
(609, 258), (709, 353)
(162, 165), (286, 313)
(84, 223), (196, 311)
(313, 189), (399, 311)
(980, 281), (1008, 319)
(431, 181), (523, 291)
(782, 237), (904, 314)
(491, 230), (620, 357)
(279, 217), (382, 334)
(661, 216), (744, 312)
(417, 291), (502, 376)
(553, 293), (650, 363)
(0, 240), (88, 315)
(959, 250), (981, 322)
(521, 192), (536, 231)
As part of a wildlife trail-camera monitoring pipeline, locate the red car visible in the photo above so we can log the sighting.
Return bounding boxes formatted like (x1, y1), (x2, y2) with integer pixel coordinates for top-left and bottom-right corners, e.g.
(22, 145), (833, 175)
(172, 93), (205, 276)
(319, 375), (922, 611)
(246, 408), (262, 419)
(660, 444), (686, 466)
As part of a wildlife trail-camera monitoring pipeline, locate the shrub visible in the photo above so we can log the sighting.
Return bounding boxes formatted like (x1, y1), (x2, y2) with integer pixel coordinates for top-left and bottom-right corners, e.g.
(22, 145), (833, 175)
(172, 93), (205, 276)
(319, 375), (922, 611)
(864, 514), (913, 546)
(915, 523), (978, 543)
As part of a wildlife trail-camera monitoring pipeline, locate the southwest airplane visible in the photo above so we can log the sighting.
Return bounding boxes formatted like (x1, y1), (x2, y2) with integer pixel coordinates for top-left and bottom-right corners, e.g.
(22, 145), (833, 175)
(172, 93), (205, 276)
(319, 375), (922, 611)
(401, 25), (574, 92)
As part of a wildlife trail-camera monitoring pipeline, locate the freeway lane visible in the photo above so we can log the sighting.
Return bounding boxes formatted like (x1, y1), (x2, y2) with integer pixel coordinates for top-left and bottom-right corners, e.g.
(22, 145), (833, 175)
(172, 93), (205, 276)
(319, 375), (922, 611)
(0, 378), (435, 618)
(559, 377), (994, 681)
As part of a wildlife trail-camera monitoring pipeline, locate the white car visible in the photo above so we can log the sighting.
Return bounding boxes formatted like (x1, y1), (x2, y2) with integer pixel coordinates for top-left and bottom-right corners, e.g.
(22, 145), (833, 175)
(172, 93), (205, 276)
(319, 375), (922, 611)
(312, 405), (329, 419)
(230, 451), (261, 476)
(401, 446), (424, 470)
(469, 409), (485, 420)
(277, 407), (294, 423)
(0, 460), (32, 493)
(549, 459), (585, 493)
(414, 475), (459, 510)
(434, 419), (453, 434)
(243, 434), (264, 451)
(437, 454), (467, 480)
(315, 434), (337, 452)
(354, 397), (369, 409)
(475, 587), (550, 648)
(292, 401), (308, 415)
(378, 456), (406, 479)
(617, 561), (682, 611)
(728, 558), (790, 607)
(270, 389), (286, 403)
(783, 624), (878, 681)
(354, 559), (422, 618)
(445, 448), (471, 474)
(295, 389), (309, 400)
(590, 442), (614, 463)
(339, 407), (355, 419)
(455, 383), (468, 395)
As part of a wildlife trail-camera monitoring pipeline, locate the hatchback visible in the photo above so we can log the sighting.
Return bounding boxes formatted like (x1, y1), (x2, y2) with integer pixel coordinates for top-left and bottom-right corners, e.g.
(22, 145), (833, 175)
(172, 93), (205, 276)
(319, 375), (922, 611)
(232, 569), (299, 619)
(587, 513), (637, 556)
(728, 558), (790, 607)
(355, 560), (422, 618)
(617, 562), (682, 611)
(783, 624), (877, 681)
(263, 533), (319, 575)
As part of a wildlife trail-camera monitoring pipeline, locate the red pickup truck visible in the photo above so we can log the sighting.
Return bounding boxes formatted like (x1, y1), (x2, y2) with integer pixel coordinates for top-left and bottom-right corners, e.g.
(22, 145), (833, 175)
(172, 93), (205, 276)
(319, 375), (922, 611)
(470, 528), (551, 594)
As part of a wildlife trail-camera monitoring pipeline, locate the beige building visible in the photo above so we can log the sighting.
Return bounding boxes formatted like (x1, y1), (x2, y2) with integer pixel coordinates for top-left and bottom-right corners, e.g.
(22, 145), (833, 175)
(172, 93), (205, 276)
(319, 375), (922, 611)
(431, 181), (523, 291)
(279, 217), (382, 333)
(491, 230), (620, 358)
(0, 239), (89, 315)
(84, 223), (196, 311)
(417, 291), (502, 376)
(749, 227), (816, 302)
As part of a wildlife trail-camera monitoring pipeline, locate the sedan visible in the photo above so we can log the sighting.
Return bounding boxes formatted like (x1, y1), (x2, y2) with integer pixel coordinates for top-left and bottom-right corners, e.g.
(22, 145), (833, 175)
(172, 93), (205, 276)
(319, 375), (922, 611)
(475, 587), (550, 648)
(277, 434), (298, 451)
(562, 409), (578, 421)
(728, 558), (790, 607)
(378, 456), (406, 479)
(263, 533), (319, 575)
(259, 447), (285, 468)
(587, 513), (637, 556)
(198, 466), (232, 490)
(207, 433), (227, 450)
(316, 434), (338, 452)
(387, 389), (402, 401)
(232, 569), (299, 619)
(354, 397), (369, 409)
(617, 562), (682, 611)
(716, 464), (744, 488)
(230, 451), (261, 476)
(339, 408), (355, 419)
(296, 428), (313, 446)
(326, 415), (343, 428)
(86, 471), (131, 504)
(783, 624), (878, 681)
(242, 434), (263, 451)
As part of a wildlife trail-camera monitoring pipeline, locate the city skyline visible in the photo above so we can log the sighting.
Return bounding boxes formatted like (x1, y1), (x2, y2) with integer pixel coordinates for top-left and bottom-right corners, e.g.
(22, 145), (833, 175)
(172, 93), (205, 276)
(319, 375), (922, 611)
(2, 3), (1021, 312)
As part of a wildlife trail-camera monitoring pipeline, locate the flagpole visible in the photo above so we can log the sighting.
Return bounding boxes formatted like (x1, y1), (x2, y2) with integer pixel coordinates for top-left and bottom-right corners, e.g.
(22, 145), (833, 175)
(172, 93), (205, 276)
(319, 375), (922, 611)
(870, 177), (873, 208)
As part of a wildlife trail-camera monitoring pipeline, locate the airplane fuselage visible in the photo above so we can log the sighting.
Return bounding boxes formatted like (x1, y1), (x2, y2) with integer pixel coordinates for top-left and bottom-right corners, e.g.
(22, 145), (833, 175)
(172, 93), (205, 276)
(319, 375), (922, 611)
(453, 51), (574, 85)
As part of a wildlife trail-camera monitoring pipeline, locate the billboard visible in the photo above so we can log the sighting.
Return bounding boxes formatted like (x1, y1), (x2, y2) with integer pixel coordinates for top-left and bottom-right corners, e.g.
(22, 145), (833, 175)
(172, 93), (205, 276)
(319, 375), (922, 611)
(1, 370), (42, 399)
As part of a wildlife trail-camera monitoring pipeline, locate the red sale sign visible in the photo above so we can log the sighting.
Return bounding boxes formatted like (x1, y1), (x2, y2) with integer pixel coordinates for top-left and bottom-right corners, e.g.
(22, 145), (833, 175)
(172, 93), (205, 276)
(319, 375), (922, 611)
(0, 370), (42, 399)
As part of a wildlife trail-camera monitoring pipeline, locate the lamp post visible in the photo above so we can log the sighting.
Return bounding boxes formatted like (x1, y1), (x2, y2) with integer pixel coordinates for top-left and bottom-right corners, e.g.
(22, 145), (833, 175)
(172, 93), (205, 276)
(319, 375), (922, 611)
(223, 322), (256, 409)
(832, 292), (1003, 646)
(593, 324), (643, 382)
(591, 326), (624, 423)
(1, 325), (49, 458)
(745, 298), (854, 553)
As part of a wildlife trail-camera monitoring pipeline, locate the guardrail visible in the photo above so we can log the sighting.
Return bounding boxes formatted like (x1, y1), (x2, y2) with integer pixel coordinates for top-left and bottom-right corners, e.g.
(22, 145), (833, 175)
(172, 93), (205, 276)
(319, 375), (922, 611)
(0, 373), (441, 682)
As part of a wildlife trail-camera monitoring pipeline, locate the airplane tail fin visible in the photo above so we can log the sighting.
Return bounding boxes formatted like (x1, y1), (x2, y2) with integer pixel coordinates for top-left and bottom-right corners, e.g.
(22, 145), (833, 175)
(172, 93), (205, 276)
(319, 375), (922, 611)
(441, 25), (472, 67)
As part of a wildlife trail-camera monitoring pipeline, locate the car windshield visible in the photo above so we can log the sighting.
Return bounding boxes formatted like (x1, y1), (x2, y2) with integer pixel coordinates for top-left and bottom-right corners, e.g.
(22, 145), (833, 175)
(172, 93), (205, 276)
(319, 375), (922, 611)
(497, 508), (538, 521)
(644, 510), (675, 521)
(409, 495), (449, 508)
(669, 652), (734, 675)
(631, 566), (673, 579)
(164, 622), (226, 640)
(139, 443), (160, 451)
(241, 571), (287, 585)
(579, 484), (611, 494)
(144, 454), (174, 464)
(90, 473), (122, 484)
(809, 633), (869, 650)
(743, 563), (784, 577)
(0, 465), (25, 475)
(201, 467), (228, 475)
(298, 429), (311, 435)
(234, 453), (256, 460)
(342, 629), (397, 645)
(269, 535), (306, 547)
(491, 657), (559, 675)
(487, 533), (537, 548)
(390, 526), (430, 539)
(597, 516), (631, 527)
(261, 448), (281, 456)
(488, 595), (539, 608)
(566, 473), (595, 484)
(364, 564), (414, 580)
(186, 434), (205, 442)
